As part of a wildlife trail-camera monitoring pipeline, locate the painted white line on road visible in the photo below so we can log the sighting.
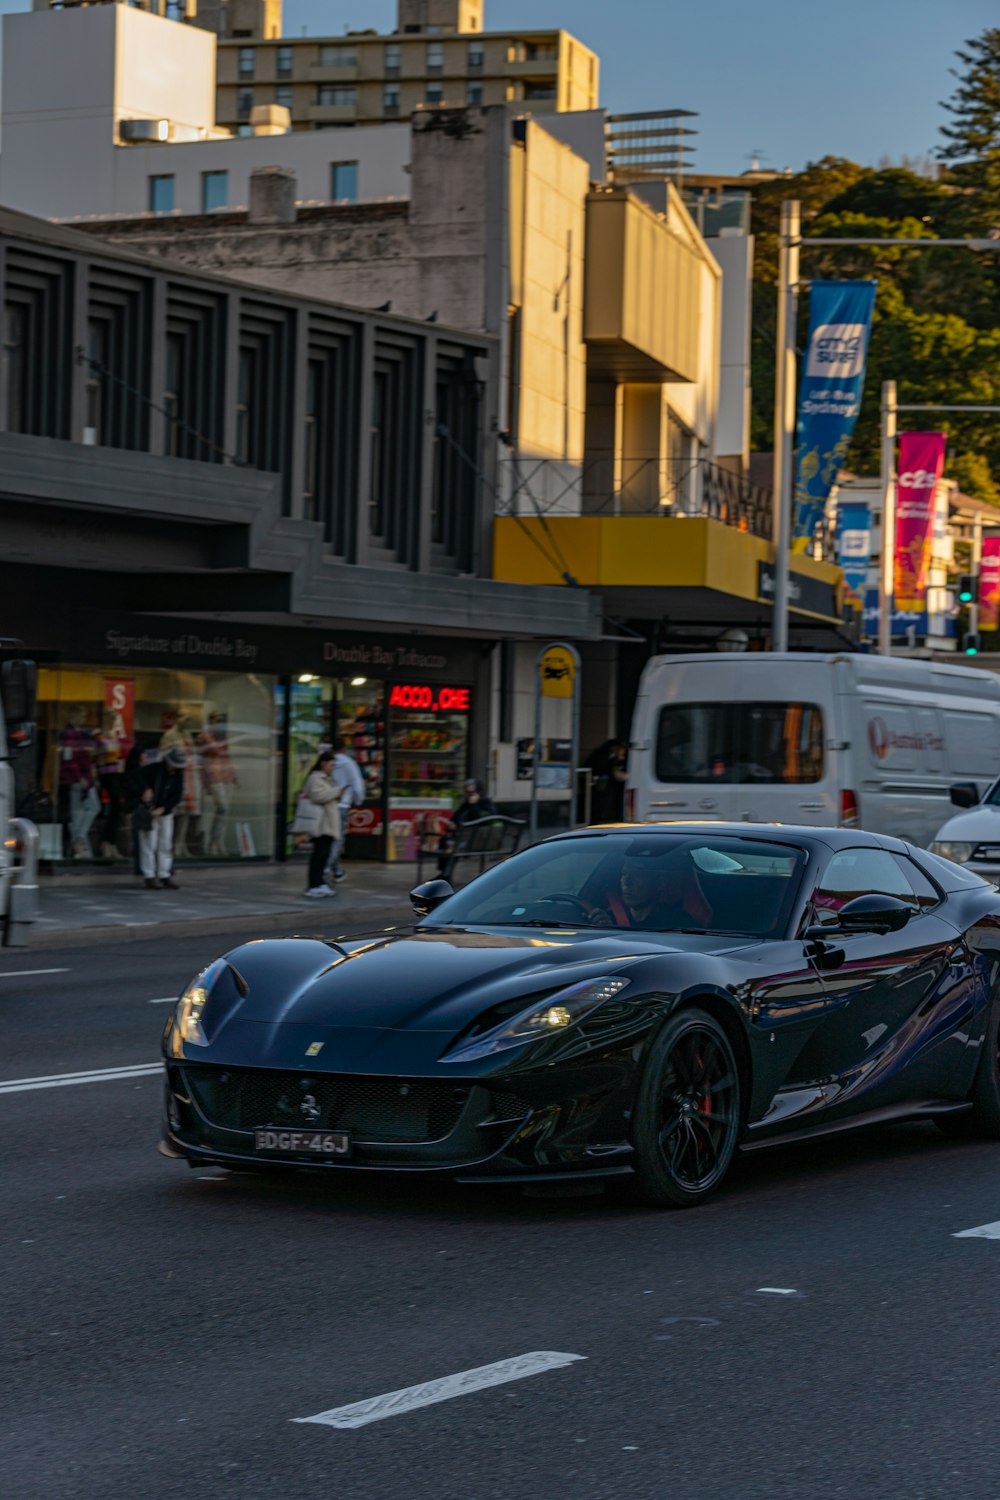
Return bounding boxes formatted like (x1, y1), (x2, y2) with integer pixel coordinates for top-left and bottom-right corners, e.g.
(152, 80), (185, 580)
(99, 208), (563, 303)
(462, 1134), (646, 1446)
(756, 1287), (799, 1295)
(0, 1062), (160, 1095)
(954, 1221), (1000, 1239)
(0, 968), (70, 979)
(148, 997), (178, 1005)
(293, 1351), (586, 1431)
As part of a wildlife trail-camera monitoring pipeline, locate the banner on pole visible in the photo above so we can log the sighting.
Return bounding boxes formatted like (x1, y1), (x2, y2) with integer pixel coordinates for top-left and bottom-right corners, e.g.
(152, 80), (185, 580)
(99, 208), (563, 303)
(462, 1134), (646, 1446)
(837, 502), (871, 609)
(980, 536), (1000, 630)
(894, 432), (946, 612)
(792, 280), (877, 548)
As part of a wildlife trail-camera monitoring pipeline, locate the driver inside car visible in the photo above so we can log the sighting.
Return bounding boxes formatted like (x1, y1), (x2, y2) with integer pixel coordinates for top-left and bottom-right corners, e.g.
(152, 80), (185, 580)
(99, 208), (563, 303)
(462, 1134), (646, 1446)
(589, 850), (704, 931)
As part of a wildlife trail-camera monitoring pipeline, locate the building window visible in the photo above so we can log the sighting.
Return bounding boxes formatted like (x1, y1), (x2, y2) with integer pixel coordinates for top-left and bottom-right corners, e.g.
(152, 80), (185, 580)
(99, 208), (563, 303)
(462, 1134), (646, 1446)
(505, 82), (524, 102)
(467, 41), (484, 69)
(317, 84), (357, 106)
(304, 359), (320, 523)
(425, 82), (444, 104)
(201, 171), (228, 213)
(507, 41), (526, 63)
(84, 319), (108, 446)
(238, 46), (255, 78)
(276, 44), (293, 78)
(163, 331), (182, 457)
(524, 83), (557, 101)
(237, 124), (253, 137)
(235, 347), (253, 465)
(318, 44), (357, 67)
(330, 161), (359, 201)
(148, 175), (175, 214)
(4, 304), (26, 434)
(383, 82), (400, 115)
(426, 41), (443, 72)
(238, 87), (254, 119)
(384, 42), (401, 73)
(466, 80), (483, 104)
(275, 84), (293, 110)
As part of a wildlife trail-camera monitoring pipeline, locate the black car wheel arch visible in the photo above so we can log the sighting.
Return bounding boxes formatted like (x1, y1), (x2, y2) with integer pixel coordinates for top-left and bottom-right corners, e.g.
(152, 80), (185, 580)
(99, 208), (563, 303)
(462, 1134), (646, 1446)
(936, 980), (1000, 1139)
(631, 1005), (743, 1208)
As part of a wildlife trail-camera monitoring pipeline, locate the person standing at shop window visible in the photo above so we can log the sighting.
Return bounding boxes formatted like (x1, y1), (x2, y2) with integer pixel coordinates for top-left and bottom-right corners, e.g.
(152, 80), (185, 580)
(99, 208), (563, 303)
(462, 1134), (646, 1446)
(326, 737), (365, 882)
(137, 745), (185, 890)
(303, 751), (344, 899)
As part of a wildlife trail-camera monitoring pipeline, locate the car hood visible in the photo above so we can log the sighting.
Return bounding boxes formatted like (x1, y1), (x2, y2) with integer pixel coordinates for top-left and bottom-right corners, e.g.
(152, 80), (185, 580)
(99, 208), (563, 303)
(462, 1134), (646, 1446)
(932, 806), (1000, 843)
(207, 925), (761, 1035)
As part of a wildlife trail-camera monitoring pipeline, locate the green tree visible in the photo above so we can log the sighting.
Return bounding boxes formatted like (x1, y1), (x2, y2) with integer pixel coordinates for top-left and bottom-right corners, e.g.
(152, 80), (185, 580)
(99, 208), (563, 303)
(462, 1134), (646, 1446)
(938, 28), (1000, 221)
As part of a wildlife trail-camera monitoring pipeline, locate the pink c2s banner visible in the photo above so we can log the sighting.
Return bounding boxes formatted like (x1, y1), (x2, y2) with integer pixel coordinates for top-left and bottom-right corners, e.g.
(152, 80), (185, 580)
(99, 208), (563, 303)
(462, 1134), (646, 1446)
(980, 536), (1000, 630)
(895, 431), (947, 612)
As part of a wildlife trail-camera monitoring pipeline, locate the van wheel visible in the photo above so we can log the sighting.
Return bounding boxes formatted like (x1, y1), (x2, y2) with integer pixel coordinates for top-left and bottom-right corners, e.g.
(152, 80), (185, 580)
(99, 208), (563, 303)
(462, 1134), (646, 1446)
(631, 1008), (741, 1208)
(936, 988), (1000, 1140)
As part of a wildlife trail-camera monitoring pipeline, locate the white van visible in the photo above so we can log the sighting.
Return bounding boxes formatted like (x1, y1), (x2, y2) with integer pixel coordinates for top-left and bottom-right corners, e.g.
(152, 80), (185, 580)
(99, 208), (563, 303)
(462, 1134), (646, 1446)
(626, 652), (1000, 847)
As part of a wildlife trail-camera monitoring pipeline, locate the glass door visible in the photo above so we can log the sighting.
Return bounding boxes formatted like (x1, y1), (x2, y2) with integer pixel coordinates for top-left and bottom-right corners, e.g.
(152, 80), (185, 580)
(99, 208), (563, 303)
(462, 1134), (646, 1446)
(387, 684), (470, 862)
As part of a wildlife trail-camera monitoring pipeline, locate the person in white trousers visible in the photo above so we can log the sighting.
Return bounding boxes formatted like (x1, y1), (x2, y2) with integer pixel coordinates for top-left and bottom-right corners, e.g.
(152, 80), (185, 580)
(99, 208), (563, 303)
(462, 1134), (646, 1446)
(326, 738), (366, 882)
(137, 746), (185, 889)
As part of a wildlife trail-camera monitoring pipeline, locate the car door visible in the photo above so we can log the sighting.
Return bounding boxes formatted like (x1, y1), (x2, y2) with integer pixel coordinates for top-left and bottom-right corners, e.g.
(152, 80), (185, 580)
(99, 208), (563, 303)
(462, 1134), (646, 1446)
(788, 846), (968, 1112)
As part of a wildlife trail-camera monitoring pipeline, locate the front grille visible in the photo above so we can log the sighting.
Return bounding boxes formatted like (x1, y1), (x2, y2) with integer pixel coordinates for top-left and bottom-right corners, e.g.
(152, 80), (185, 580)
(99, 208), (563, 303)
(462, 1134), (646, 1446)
(182, 1065), (475, 1143)
(972, 845), (1000, 862)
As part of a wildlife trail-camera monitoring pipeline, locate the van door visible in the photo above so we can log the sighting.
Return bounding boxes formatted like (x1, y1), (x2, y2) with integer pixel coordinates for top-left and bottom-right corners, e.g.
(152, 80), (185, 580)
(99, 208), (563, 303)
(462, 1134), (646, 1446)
(639, 661), (742, 822)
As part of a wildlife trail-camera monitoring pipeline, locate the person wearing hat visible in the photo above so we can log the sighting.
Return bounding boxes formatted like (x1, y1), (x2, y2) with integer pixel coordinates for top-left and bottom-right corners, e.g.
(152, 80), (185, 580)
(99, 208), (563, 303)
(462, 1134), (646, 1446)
(136, 745), (185, 889)
(436, 778), (497, 877)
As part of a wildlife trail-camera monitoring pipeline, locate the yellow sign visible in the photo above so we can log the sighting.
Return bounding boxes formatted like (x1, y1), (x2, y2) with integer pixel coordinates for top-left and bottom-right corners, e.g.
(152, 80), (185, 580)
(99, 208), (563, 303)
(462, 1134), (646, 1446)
(540, 646), (577, 699)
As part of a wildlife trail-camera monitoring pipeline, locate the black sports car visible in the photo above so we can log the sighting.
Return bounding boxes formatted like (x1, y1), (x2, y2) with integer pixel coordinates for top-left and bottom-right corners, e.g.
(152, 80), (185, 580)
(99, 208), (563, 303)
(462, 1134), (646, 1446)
(160, 823), (1000, 1207)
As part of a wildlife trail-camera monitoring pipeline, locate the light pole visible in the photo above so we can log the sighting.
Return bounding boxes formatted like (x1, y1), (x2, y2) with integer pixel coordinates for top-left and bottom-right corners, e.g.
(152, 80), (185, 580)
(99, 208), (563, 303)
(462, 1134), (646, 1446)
(771, 205), (1000, 654)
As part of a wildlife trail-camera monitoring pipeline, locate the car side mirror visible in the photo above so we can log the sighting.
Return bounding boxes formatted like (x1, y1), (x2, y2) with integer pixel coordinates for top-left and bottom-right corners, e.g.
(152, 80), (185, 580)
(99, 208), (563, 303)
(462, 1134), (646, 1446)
(805, 894), (912, 940)
(950, 782), (979, 809)
(410, 879), (454, 917)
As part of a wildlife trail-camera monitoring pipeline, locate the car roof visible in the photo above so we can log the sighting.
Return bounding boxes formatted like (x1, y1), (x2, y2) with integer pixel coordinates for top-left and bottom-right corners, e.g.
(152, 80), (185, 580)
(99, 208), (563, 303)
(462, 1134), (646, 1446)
(545, 821), (909, 853)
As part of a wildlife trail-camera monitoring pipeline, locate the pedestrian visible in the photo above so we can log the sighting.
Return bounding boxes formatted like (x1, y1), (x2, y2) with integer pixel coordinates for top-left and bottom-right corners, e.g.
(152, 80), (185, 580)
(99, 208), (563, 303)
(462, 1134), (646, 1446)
(136, 745), (184, 890)
(583, 739), (628, 823)
(325, 736), (366, 883)
(302, 750), (344, 899)
(436, 777), (497, 877)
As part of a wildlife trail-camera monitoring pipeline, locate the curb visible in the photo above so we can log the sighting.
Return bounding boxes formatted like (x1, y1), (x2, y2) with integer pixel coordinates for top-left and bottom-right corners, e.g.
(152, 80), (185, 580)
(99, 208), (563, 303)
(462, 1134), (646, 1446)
(24, 899), (404, 952)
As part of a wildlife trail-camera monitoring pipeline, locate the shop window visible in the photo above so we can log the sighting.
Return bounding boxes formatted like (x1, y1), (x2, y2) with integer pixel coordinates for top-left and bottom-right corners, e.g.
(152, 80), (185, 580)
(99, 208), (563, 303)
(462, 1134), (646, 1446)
(34, 665), (278, 863)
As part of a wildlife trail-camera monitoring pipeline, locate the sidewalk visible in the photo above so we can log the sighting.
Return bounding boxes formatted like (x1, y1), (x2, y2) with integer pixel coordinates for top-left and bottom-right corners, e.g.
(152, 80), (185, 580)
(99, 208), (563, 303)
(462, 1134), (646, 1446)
(26, 858), (420, 949)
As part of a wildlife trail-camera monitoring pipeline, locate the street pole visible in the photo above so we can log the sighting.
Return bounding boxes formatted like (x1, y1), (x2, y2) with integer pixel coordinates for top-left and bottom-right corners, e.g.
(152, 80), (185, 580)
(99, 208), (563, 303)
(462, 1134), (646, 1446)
(771, 199), (800, 653)
(878, 380), (897, 656)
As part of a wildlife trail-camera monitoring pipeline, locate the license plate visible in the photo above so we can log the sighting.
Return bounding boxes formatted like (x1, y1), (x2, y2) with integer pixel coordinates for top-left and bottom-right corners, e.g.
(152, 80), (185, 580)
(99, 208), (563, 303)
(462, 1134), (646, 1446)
(254, 1128), (351, 1157)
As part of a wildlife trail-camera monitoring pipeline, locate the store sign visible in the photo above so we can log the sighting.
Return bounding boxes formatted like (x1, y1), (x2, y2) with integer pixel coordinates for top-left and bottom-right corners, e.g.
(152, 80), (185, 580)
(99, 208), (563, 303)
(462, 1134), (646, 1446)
(103, 678), (135, 754)
(539, 646), (577, 700)
(388, 684), (471, 712)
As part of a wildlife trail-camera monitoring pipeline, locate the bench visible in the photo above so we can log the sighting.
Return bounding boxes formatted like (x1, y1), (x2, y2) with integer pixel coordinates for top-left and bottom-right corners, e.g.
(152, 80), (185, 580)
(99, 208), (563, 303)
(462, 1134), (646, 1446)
(416, 814), (526, 884)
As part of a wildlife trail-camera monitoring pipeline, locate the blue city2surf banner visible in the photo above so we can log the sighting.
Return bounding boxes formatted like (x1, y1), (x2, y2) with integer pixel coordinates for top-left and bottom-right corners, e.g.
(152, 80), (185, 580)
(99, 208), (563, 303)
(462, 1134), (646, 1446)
(791, 280), (877, 548)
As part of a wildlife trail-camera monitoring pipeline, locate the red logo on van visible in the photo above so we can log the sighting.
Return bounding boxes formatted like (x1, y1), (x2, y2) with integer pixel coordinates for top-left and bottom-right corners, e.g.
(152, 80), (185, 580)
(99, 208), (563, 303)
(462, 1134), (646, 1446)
(868, 717), (890, 760)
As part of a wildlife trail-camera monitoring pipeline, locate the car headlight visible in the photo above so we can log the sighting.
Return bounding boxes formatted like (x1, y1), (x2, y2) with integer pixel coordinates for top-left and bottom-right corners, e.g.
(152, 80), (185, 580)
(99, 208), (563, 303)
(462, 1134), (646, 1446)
(442, 976), (631, 1063)
(173, 959), (226, 1046)
(930, 841), (977, 863)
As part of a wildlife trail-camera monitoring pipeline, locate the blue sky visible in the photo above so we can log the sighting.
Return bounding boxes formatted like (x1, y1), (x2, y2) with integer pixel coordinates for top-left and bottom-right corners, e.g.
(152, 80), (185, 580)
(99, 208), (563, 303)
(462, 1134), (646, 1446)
(0, 0), (995, 174)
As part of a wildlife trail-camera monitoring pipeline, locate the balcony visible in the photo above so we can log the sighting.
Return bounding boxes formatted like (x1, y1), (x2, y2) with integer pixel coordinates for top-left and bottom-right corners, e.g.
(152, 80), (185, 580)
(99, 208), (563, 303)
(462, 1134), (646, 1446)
(584, 189), (710, 382)
(309, 63), (360, 82)
(307, 103), (359, 124)
(504, 56), (559, 75)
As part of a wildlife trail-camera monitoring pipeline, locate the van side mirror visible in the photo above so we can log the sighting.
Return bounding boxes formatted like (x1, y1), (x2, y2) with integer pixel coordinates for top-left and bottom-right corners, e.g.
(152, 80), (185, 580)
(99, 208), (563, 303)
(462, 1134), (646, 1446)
(410, 879), (454, 917)
(950, 782), (979, 810)
(0, 660), (36, 726)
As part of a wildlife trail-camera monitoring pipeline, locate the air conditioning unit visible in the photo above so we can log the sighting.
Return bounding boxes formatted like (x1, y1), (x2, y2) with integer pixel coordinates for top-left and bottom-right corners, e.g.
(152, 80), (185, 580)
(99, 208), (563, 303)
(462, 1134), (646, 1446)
(119, 118), (171, 143)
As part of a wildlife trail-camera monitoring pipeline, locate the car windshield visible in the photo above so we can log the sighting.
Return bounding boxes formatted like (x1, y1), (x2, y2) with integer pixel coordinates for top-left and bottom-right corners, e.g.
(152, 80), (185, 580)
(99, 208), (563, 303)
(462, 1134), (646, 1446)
(427, 833), (807, 939)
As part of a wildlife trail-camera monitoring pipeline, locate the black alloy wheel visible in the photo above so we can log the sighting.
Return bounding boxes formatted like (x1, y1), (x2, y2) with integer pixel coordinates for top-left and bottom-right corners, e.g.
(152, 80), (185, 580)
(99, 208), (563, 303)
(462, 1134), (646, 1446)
(936, 984), (1000, 1140)
(632, 1007), (741, 1208)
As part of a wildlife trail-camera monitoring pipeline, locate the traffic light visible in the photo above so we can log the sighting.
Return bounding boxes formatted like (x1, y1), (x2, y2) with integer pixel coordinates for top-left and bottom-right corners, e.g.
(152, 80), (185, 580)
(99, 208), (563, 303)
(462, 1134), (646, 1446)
(958, 573), (978, 605)
(963, 631), (981, 656)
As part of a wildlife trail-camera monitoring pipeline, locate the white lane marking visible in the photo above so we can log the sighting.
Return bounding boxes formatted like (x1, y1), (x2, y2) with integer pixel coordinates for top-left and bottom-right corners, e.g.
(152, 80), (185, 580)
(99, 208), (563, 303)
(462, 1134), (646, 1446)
(293, 1351), (586, 1431)
(148, 997), (178, 1005)
(0, 1062), (160, 1095)
(0, 968), (70, 979)
(756, 1287), (800, 1295)
(954, 1221), (1000, 1239)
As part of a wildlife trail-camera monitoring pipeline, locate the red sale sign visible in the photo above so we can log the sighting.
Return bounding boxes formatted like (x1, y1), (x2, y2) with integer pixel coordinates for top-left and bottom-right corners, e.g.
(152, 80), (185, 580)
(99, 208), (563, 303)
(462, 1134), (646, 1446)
(980, 537), (1000, 630)
(894, 432), (946, 612)
(104, 678), (135, 754)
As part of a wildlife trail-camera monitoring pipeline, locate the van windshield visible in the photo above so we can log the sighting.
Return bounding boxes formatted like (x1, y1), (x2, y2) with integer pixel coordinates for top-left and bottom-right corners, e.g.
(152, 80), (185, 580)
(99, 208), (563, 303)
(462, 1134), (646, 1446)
(655, 702), (825, 784)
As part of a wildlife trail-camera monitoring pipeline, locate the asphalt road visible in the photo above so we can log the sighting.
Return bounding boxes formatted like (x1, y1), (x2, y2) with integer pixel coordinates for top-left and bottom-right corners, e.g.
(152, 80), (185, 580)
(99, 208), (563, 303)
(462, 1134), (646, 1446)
(4, 927), (1000, 1500)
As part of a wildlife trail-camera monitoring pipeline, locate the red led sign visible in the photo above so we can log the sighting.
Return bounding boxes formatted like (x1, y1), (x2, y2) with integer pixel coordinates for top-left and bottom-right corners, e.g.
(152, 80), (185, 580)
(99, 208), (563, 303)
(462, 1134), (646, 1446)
(389, 684), (470, 712)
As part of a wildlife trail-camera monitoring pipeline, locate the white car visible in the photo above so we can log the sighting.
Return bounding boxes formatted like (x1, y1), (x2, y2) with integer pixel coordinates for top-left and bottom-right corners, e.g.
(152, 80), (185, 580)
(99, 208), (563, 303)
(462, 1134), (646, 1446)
(930, 781), (1000, 882)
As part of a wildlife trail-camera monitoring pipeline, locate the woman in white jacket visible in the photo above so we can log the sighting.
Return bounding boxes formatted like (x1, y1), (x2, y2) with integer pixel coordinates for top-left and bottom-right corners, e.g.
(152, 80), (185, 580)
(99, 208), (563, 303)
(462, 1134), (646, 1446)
(303, 751), (343, 898)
